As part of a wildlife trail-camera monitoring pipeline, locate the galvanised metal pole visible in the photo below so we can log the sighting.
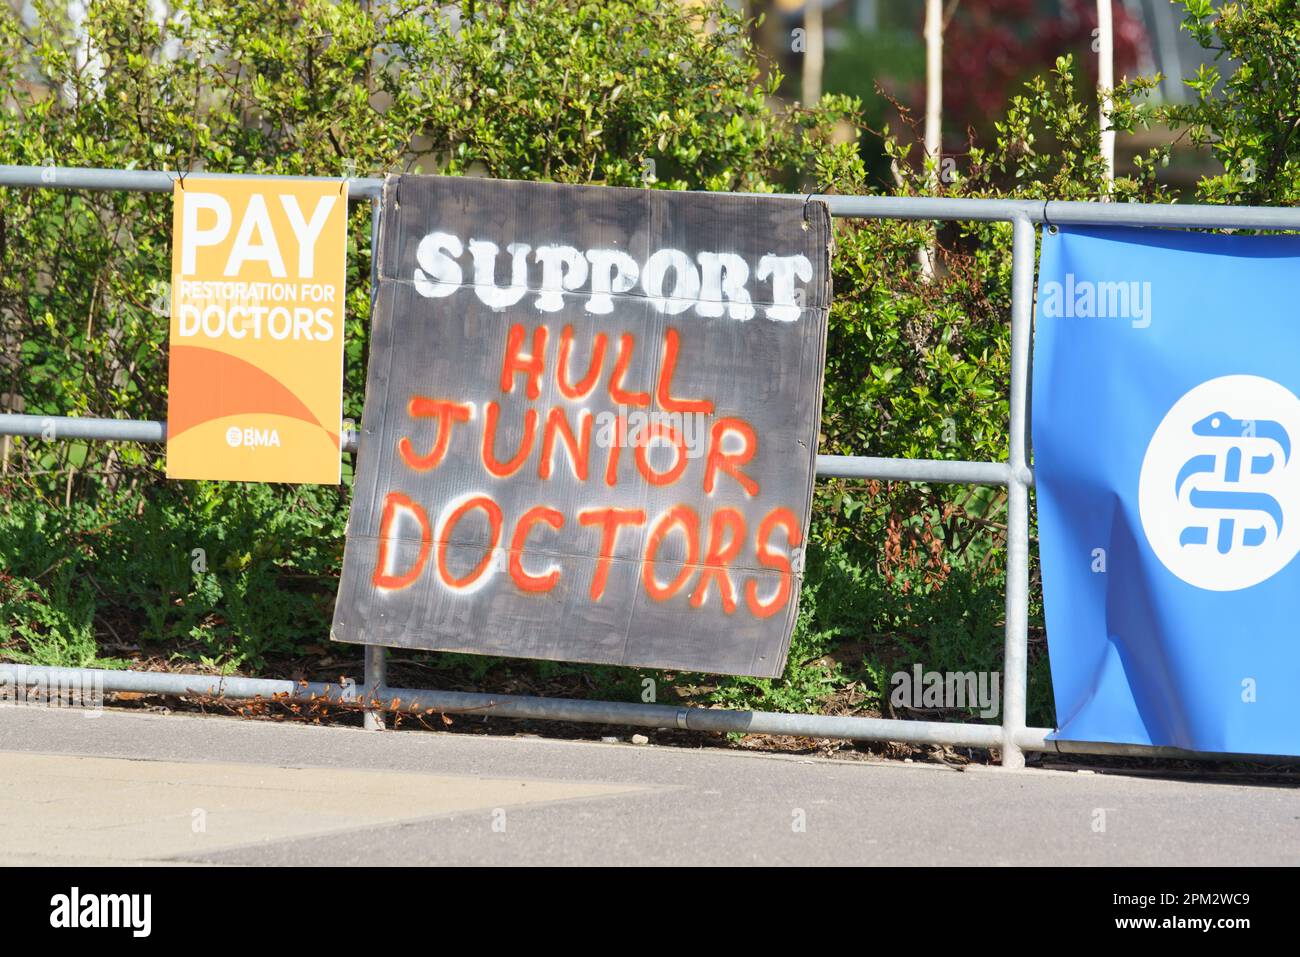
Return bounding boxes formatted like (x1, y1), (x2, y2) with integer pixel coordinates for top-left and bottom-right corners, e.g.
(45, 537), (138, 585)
(377, 681), (1020, 748)
(0, 163), (384, 201)
(0, 663), (358, 704)
(361, 194), (388, 732)
(0, 413), (361, 452)
(15, 164), (1300, 228)
(1040, 198), (1300, 230)
(817, 455), (1015, 484)
(2, 661), (1039, 748)
(13, 659), (1300, 761)
(0, 413), (166, 444)
(0, 411), (1015, 485)
(1000, 214), (1037, 769)
(363, 646), (387, 731)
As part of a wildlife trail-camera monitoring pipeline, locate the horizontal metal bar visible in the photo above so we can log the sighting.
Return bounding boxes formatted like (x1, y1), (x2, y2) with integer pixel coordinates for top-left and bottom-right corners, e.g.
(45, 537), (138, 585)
(0, 413), (166, 444)
(1, 414), (1028, 484)
(380, 682), (1017, 748)
(1, 664), (358, 703)
(1041, 199), (1300, 231)
(0, 413), (360, 453)
(0, 164), (383, 201)
(1039, 738), (1300, 764)
(817, 454), (1016, 485)
(820, 194), (1300, 230)
(11, 166), (1300, 231)
(3, 165), (1024, 220)
(3, 663), (1022, 750)
(819, 194), (1040, 222)
(12, 664), (1286, 763)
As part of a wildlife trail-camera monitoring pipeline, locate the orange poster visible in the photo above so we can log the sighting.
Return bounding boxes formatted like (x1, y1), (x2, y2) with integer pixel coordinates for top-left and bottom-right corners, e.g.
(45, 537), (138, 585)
(166, 177), (348, 483)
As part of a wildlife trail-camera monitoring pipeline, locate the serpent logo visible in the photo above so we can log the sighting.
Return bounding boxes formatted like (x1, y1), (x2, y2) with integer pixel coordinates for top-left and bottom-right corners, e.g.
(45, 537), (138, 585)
(1139, 375), (1300, 591)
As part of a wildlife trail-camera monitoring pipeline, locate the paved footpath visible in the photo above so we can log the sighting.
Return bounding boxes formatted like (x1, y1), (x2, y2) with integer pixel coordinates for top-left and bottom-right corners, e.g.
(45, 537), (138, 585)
(1, 706), (1296, 865)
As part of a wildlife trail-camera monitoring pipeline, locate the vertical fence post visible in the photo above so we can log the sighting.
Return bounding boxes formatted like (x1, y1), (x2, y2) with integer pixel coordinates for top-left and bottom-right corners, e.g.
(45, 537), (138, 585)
(361, 192), (387, 732)
(363, 645), (387, 731)
(1001, 214), (1035, 768)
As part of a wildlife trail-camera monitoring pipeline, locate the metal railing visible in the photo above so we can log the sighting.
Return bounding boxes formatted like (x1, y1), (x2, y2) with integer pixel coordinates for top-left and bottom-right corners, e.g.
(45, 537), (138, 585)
(7, 164), (1300, 766)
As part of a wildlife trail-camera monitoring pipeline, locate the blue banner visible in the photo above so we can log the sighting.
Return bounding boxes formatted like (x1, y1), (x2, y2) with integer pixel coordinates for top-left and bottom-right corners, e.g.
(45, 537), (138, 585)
(1034, 225), (1300, 755)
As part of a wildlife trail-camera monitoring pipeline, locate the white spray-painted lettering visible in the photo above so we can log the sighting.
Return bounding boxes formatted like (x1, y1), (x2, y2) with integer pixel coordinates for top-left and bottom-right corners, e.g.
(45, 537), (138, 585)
(412, 231), (812, 321)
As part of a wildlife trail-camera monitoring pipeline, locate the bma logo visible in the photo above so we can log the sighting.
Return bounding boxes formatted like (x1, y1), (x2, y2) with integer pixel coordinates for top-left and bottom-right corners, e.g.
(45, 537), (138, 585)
(1139, 375), (1300, 591)
(225, 425), (281, 448)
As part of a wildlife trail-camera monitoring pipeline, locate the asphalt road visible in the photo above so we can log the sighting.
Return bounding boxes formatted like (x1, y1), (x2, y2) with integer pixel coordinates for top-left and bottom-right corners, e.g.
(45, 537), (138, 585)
(1, 705), (1297, 865)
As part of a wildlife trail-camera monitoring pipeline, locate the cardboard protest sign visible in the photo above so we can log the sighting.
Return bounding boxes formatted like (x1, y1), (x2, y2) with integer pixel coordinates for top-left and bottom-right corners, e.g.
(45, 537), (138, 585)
(332, 175), (831, 677)
(166, 177), (348, 484)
